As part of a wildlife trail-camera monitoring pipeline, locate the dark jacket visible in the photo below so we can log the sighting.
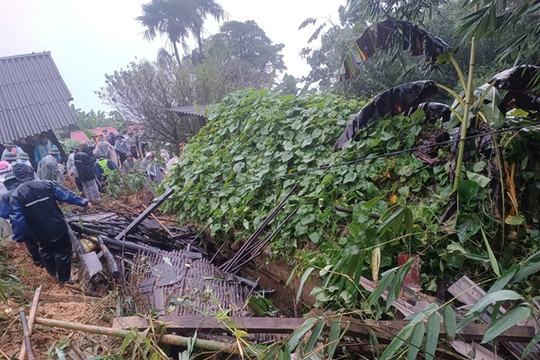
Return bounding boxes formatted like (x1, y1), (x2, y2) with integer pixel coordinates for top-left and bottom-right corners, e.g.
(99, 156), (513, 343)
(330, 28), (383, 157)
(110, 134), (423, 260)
(0, 176), (20, 219)
(74, 149), (97, 181)
(10, 164), (88, 242)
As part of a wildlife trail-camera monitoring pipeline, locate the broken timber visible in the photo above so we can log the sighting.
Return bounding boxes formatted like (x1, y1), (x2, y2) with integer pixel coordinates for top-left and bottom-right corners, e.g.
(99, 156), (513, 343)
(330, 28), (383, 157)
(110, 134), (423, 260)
(112, 315), (538, 343)
(115, 188), (174, 240)
(449, 275), (540, 360)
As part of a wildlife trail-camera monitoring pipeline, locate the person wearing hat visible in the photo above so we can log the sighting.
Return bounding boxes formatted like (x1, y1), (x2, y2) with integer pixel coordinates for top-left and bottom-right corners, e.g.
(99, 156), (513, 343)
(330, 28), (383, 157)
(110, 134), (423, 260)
(141, 152), (165, 184)
(34, 133), (60, 164)
(10, 163), (90, 285)
(0, 172), (43, 267)
(36, 148), (65, 185)
(89, 134), (98, 148)
(2, 152), (18, 164)
(1, 140), (24, 161)
(66, 145), (83, 192)
(94, 133), (114, 160)
(122, 153), (138, 173)
(75, 142), (100, 201)
(114, 133), (129, 166)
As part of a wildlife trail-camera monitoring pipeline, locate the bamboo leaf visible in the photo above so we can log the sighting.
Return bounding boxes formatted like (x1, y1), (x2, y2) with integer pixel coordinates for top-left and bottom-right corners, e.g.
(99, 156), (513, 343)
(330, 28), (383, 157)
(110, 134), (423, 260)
(296, 267), (315, 303)
(326, 318), (342, 359)
(482, 306), (531, 343)
(465, 290), (523, 316)
(387, 261), (412, 311)
(368, 270), (396, 306)
(488, 265), (518, 294)
(368, 328), (380, 358)
(380, 323), (415, 360)
(407, 322), (425, 360)
(512, 251), (540, 283)
(443, 305), (457, 341)
(425, 313), (440, 360)
(287, 317), (318, 351)
(481, 228), (500, 276)
(520, 328), (540, 360)
(304, 320), (325, 355)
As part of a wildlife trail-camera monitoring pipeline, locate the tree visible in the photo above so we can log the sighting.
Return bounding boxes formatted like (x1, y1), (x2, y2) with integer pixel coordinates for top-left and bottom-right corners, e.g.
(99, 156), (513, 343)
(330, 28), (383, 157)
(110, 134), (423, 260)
(137, 0), (227, 65)
(137, 0), (189, 65)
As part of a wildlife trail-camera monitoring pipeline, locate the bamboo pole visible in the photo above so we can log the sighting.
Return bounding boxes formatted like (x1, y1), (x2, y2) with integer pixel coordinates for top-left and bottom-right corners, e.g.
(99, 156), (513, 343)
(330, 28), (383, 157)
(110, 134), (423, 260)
(34, 317), (250, 356)
(138, 200), (174, 237)
(19, 311), (34, 360)
(19, 285), (41, 360)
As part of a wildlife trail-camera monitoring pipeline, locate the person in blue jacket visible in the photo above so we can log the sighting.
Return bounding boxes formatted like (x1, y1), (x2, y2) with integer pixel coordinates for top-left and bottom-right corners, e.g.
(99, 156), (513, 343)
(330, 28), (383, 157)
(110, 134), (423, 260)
(0, 171), (43, 267)
(10, 163), (90, 284)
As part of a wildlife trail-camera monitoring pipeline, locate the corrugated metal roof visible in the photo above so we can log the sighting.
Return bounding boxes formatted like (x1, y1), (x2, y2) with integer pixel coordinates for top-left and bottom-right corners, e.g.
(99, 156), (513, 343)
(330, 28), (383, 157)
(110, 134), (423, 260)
(166, 105), (208, 118)
(0, 51), (77, 143)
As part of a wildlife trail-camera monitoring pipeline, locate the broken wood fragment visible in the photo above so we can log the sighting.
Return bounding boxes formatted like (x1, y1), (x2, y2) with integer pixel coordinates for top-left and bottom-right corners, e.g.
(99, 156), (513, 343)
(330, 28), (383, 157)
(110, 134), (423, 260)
(19, 286), (41, 360)
(448, 275), (540, 360)
(34, 317), (249, 356)
(111, 315), (537, 343)
(19, 311), (34, 360)
(97, 236), (121, 281)
(115, 188), (174, 240)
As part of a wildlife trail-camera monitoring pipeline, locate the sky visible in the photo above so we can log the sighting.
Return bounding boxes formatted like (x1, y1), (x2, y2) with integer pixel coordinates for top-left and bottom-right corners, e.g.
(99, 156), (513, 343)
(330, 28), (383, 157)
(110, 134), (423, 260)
(0, 0), (344, 113)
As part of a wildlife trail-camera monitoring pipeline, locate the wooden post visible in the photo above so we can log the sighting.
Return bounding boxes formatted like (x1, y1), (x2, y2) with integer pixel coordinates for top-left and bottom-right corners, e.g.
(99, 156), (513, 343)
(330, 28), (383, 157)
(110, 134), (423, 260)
(19, 311), (34, 360)
(19, 286), (41, 360)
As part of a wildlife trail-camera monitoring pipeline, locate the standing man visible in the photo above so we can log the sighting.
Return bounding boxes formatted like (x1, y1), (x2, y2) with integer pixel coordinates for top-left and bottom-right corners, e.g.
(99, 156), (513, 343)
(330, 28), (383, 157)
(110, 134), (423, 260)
(75, 143), (101, 202)
(10, 163), (90, 284)
(67, 146), (83, 192)
(0, 172), (43, 267)
(2, 141), (24, 161)
(114, 134), (129, 166)
(34, 133), (59, 164)
(36, 148), (64, 185)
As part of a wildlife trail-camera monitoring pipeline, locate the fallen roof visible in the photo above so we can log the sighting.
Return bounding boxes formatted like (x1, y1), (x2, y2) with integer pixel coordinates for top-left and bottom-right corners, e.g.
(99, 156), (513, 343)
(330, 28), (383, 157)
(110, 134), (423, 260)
(166, 105), (208, 118)
(0, 52), (77, 143)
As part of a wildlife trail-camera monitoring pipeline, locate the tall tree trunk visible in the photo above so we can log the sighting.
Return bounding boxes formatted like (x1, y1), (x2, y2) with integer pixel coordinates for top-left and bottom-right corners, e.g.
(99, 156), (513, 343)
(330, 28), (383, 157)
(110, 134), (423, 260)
(172, 41), (182, 65)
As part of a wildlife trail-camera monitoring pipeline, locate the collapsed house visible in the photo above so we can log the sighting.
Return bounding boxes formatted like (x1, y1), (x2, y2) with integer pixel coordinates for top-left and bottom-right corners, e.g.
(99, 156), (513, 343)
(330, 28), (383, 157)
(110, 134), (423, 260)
(0, 51), (77, 165)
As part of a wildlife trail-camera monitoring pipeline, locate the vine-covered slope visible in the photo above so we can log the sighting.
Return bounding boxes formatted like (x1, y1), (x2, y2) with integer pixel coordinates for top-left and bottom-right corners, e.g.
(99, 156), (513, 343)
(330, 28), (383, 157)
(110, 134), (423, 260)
(162, 88), (538, 306)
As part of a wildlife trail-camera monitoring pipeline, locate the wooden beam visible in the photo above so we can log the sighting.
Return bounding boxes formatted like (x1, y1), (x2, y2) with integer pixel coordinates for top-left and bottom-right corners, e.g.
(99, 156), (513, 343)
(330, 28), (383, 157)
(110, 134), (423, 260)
(115, 188), (174, 240)
(112, 315), (538, 343)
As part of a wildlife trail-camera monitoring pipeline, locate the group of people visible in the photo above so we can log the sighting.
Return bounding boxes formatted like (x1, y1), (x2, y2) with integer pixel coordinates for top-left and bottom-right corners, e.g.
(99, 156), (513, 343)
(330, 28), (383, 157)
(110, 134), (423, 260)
(0, 141), (90, 285)
(0, 130), (166, 286)
(66, 137), (165, 198)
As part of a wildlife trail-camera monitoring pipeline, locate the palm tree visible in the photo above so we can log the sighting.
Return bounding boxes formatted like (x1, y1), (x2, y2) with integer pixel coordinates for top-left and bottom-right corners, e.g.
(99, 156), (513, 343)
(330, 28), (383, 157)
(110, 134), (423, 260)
(137, 0), (227, 65)
(184, 0), (227, 63)
(137, 0), (189, 65)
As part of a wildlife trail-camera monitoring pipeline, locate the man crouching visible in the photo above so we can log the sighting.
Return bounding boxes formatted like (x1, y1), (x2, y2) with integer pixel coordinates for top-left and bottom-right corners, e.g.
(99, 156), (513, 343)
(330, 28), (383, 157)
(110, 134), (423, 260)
(10, 163), (90, 285)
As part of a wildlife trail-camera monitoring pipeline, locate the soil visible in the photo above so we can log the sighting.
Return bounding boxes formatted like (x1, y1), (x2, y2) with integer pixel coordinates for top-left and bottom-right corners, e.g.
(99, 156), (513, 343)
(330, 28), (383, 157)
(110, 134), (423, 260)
(0, 186), (301, 359)
(0, 240), (116, 359)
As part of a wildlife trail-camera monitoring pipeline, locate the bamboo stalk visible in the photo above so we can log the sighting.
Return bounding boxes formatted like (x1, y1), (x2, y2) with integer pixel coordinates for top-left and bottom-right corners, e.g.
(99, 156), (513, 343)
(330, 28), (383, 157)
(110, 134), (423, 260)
(34, 317), (249, 355)
(453, 4), (479, 192)
(19, 286), (42, 360)
(19, 311), (34, 360)
(139, 200), (174, 237)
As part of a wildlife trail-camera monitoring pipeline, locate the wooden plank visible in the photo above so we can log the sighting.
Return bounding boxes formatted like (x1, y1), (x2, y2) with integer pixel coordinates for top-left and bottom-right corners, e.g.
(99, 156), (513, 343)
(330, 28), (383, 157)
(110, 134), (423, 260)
(115, 188), (174, 240)
(360, 276), (498, 360)
(112, 316), (537, 342)
(448, 275), (540, 360)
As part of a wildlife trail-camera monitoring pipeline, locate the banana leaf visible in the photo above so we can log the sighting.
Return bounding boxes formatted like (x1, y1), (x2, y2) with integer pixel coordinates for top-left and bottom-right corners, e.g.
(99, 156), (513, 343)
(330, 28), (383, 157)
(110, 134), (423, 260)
(334, 80), (438, 151)
(489, 65), (540, 92)
(404, 102), (451, 123)
(489, 65), (540, 114)
(340, 20), (454, 82)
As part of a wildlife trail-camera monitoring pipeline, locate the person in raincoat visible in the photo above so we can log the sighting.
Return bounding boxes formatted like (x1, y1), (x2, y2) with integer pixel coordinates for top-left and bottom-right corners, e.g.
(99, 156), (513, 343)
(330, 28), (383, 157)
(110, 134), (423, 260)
(10, 163), (90, 284)
(34, 133), (60, 164)
(114, 134), (129, 166)
(66, 145), (83, 192)
(0, 172), (43, 266)
(36, 148), (65, 185)
(74, 143), (100, 202)
(1, 141), (24, 161)
(141, 152), (165, 184)
(122, 153), (138, 173)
